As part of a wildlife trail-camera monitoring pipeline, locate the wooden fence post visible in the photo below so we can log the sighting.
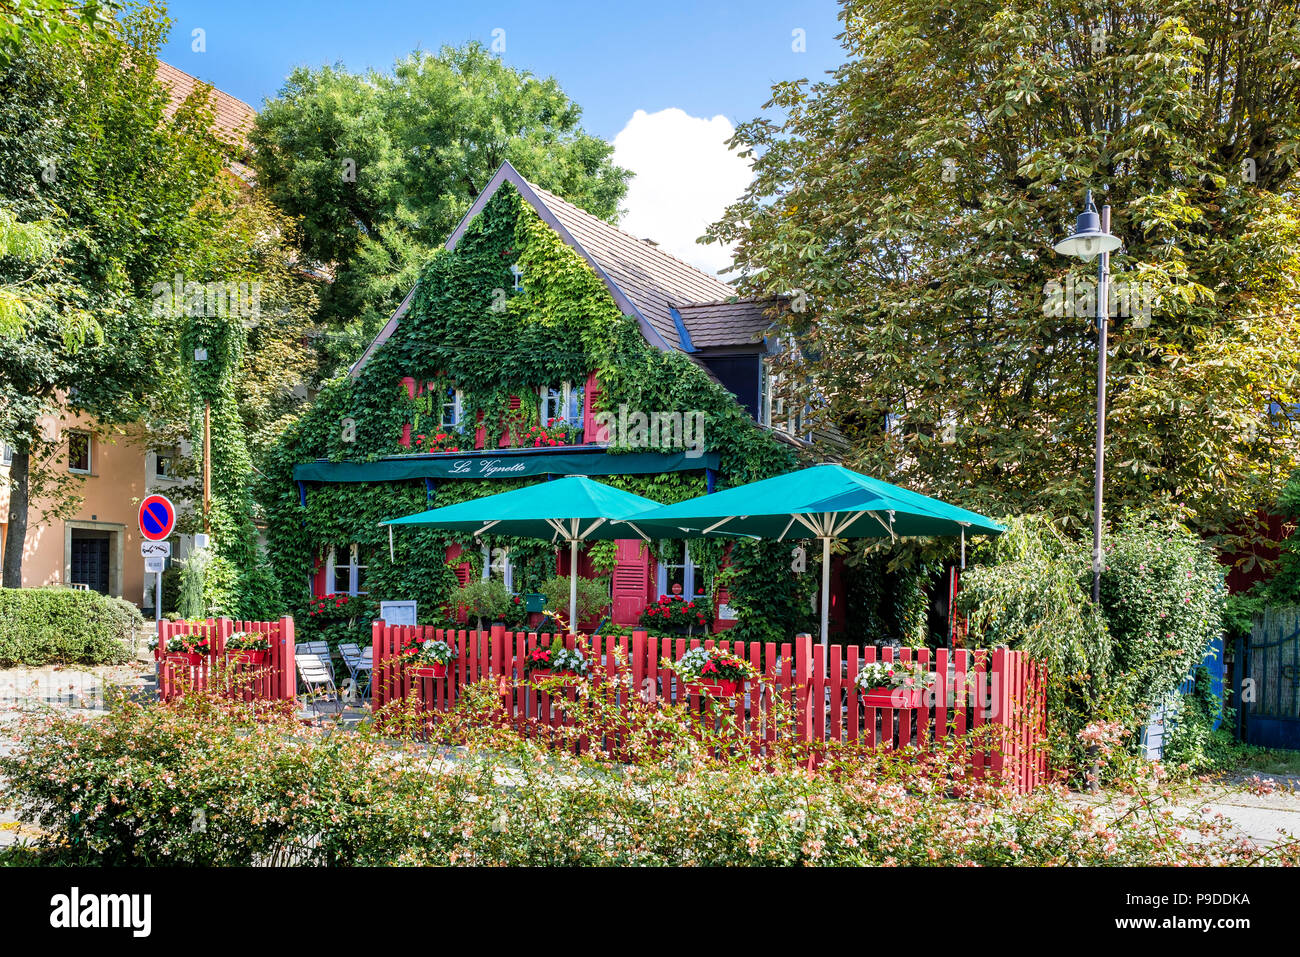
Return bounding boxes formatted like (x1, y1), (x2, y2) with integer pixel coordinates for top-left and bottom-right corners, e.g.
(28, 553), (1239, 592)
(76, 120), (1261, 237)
(279, 616), (295, 701)
(794, 633), (813, 762)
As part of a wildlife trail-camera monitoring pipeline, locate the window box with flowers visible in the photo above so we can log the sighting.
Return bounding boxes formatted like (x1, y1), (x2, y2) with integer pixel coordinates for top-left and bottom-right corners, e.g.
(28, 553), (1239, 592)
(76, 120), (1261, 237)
(854, 660), (936, 709)
(402, 637), (456, 679)
(225, 631), (272, 666)
(413, 431), (464, 454)
(666, 645), (756, 699)
(524, 638), (590, 683)
(156, 632), (214, 667)
(639, 593), (713, 636)
(521, 419), (581, 448)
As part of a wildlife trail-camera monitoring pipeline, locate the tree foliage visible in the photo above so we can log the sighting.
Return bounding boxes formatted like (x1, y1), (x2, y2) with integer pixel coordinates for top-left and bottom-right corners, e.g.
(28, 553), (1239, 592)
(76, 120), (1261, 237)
(709, 0), (1300, 558)
(249, 43), (630, 368)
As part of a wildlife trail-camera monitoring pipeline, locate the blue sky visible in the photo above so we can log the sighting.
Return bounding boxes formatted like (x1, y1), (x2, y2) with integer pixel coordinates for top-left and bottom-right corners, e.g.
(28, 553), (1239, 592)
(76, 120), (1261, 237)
(158, 0), (845, 140)
(157, 0), (847, 274)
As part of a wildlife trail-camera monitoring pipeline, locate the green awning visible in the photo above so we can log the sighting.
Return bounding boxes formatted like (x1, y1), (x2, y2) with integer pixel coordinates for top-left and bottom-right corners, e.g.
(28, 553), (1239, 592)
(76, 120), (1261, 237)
(293, 447), (720, 484)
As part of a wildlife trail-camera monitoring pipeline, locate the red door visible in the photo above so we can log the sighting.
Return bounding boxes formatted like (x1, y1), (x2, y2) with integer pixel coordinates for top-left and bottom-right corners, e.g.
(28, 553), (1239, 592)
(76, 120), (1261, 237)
(611, 539), (651, 626)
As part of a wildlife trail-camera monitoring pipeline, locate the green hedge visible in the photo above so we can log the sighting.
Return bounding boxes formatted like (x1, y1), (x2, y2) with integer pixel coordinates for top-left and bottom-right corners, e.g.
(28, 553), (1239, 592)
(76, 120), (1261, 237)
(0, 588), (138, 666)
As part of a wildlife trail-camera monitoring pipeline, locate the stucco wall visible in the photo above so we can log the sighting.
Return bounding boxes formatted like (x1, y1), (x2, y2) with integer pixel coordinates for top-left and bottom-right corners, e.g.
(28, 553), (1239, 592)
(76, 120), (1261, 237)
(0, 408), (149, 606)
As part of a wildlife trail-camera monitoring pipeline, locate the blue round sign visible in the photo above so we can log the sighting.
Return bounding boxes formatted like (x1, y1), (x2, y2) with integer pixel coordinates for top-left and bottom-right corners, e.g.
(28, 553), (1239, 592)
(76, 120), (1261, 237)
(138, 494), (176, 542)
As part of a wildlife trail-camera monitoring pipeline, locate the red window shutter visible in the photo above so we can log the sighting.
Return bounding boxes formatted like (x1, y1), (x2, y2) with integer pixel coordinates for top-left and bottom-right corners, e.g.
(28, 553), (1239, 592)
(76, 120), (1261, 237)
(611, 538), (650, 626)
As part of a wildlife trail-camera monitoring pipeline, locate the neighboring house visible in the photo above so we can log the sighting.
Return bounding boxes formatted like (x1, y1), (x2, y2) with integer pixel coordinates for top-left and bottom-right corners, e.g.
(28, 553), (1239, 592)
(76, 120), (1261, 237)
(287, 161), (843, 632)
(0, 413), (148, 600)
(0, 64), (257, 609)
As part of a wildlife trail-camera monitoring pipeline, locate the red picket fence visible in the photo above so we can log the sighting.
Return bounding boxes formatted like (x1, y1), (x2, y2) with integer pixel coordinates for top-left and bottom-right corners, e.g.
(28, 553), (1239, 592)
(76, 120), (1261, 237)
(371, 624), (1048, 792)
(155, 617), (296, 704)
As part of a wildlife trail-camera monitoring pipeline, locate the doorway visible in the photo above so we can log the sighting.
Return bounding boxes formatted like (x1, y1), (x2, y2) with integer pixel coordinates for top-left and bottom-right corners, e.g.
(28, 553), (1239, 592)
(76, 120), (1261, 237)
(69, 531), (111, 594)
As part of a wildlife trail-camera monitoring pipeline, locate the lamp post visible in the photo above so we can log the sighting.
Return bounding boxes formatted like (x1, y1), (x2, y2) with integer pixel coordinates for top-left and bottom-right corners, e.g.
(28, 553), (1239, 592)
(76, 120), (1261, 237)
(193, 346), (211, 546)
(1053, 190), (1123, 603)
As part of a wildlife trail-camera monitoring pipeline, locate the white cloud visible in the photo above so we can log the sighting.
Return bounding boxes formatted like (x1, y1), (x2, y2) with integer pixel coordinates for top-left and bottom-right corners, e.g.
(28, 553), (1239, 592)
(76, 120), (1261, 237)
(611, 108), (750, 277)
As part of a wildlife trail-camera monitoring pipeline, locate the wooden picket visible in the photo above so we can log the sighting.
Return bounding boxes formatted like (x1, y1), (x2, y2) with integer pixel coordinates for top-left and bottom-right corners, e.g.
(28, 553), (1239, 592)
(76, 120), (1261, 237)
(370, 624), (1049, 792)
(155, 616), (296, 704)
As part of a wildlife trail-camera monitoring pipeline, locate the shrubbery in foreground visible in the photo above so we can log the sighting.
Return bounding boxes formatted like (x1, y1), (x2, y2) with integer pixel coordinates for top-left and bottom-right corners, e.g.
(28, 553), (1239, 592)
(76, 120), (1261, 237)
(1, 673), (1296, 866)
(0, 587), (137, 667)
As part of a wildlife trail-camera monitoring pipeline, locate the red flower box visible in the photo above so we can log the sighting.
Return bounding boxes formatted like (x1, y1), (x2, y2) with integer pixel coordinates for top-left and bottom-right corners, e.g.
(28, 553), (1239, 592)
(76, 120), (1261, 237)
(166, 652), (205, 667)
(860, 687), (925, 709)
(411, 663), (448, 679)
(230, 650), (270, 666)
(687, 678), (741, 698)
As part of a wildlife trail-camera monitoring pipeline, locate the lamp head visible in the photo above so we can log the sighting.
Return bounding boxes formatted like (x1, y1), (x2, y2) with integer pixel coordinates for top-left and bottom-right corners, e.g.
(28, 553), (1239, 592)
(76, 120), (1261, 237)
(1053, 190), (1122, 261)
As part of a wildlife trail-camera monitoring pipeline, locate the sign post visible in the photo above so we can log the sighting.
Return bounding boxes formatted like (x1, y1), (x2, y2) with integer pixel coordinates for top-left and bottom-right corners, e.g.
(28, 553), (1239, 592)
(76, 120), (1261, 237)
(138, 495), (176, 620)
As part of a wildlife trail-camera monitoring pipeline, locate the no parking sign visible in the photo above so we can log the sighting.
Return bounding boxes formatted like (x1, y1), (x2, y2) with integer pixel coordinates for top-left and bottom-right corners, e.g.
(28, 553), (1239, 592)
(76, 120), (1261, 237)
(138, 494), (176, 542)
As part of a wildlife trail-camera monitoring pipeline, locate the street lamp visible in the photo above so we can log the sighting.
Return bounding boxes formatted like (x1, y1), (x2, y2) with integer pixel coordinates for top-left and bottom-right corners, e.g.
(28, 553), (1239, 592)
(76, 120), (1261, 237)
(1053, 190), (1122, 603)
(193, 346), (212, 548)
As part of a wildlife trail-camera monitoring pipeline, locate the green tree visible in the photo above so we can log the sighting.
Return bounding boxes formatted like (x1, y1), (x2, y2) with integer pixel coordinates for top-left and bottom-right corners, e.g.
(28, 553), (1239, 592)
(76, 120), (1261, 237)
(708, 0), (1300, 557)
(0, 4), (229, 587)
(249, 43), (630, 369)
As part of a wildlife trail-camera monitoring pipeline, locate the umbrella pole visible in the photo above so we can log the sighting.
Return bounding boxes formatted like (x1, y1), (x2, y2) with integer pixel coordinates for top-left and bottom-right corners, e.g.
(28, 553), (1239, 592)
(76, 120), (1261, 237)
(820, 536), (832, 647)
(569, 538), (579, 635)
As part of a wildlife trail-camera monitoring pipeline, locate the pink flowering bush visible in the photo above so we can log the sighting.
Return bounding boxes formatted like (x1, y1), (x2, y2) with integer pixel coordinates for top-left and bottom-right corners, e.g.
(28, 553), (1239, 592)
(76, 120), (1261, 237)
(2, 671), (1296, 866)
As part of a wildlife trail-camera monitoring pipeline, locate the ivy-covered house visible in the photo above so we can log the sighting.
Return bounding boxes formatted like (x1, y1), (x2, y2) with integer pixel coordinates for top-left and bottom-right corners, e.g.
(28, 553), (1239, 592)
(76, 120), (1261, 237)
(261, 161), (836, 637)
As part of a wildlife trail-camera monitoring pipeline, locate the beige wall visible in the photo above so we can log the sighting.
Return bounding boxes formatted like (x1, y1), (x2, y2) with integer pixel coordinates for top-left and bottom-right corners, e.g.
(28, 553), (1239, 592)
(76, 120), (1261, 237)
(0, 408), (149, 606)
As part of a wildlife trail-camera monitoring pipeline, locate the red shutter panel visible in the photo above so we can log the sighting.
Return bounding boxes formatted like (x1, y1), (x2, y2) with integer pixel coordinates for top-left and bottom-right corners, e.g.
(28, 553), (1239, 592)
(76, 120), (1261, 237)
(611, 538), (650, 626)
(584, 372), (600, 442)
(500, 395), (522, 447)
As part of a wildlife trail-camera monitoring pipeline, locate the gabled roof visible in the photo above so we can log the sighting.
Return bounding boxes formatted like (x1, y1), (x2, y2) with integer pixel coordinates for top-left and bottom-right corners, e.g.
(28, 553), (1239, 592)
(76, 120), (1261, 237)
(351, 161), (772, 375)
(155, 61), (258, 181)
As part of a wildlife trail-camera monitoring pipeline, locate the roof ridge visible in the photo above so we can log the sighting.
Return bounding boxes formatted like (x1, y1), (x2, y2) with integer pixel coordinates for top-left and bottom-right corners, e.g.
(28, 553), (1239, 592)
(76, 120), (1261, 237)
(526, 180), (736, 293)
(156, 60), (258, 115)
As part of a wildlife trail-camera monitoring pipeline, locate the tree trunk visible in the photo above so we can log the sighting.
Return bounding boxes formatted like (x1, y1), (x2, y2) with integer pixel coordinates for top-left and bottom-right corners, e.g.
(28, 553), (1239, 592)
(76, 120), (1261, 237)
(2, 448), (29, 588)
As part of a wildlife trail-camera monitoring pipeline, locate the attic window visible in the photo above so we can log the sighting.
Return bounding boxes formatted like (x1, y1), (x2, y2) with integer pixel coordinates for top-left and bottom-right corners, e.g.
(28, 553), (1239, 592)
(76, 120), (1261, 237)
(509, 263), (524, 292)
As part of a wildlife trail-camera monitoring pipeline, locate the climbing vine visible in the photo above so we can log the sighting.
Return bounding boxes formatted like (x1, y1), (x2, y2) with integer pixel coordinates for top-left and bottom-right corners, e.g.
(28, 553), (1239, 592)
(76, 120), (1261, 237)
(256, 185), (800, 635)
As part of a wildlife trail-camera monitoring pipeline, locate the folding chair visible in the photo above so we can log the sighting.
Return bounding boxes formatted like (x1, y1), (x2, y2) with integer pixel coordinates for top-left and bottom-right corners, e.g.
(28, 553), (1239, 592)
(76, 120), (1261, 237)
(295, 641), (335, 688)
(338, 642), (373, 702)
(295, 653), (342, 723)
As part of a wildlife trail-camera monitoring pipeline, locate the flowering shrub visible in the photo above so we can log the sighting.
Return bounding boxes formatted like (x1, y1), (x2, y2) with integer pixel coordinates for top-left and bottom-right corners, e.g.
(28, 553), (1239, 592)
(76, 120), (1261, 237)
(525, 638), (590, 677)
(307, 593), (356, 622)
(4, 679), (1297, 867)
(402, 637), (455, 667)
(666, 645), (756, 684)
(226, 631), (271, 652)
(853, 660), (936, 692)
(639, 594), (712, 633)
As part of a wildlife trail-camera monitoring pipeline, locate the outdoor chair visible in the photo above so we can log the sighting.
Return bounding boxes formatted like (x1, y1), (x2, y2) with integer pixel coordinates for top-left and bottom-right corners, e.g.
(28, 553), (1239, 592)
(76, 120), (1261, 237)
(295, 640), (335, 685)
(338, 642), (373, 702)
(295, 653), (343, 723)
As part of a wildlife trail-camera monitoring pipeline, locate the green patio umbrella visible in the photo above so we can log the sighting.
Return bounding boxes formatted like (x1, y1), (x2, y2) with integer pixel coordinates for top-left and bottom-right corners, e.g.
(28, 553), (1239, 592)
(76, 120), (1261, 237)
(620, 464), (1004, 645)
(381, 475), (666, 634)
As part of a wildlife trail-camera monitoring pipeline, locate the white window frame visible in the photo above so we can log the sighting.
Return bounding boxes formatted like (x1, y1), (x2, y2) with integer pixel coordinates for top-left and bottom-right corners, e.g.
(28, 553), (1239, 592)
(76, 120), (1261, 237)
(540, 381), (584, 430)
(481, 543), (515, 592)
(510, 263), (524, 292)
(67, 430), (91, 474)
(440, 387), (462, 429)
(1, 444), (12, 466)
(656, 542), (697, 598)
(758, 360), (773, 427)
(154, 451), (175, 479)
(326, 544), (368, 596)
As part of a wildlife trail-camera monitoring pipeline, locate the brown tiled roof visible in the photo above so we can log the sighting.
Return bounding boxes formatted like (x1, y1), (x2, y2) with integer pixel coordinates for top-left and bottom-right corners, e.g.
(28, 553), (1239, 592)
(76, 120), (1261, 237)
(676, 297), (783, 348)
(525, 183), (735, 350)
(155, 61), (257, 181)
